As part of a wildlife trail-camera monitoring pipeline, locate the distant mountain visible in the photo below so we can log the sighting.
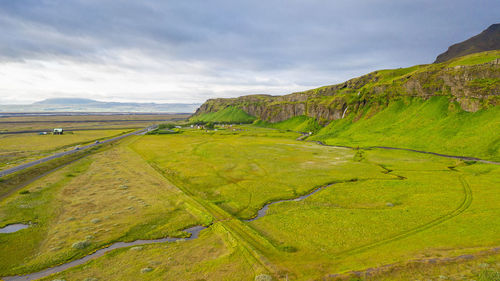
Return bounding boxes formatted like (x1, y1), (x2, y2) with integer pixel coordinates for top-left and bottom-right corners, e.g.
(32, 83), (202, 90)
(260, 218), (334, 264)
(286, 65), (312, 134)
(34, 98), (101, 105)
(0, 98), (200, 113)
(434, 23), (500, 63)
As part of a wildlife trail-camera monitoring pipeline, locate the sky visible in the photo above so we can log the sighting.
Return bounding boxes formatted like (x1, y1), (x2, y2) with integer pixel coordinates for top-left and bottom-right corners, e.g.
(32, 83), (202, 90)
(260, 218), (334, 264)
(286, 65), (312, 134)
(0, 0), (498, 104)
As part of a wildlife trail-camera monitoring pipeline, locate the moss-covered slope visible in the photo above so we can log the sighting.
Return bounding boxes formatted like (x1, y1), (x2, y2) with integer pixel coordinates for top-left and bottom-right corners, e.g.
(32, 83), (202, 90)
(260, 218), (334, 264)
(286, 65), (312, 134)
(311, 96), (500, 161)
(254, 115), (321, 133)
(190, 106), (256, 123)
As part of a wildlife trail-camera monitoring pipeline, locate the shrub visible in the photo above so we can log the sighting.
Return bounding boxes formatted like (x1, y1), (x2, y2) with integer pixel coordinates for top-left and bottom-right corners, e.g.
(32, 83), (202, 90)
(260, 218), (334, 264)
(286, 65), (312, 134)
(72, 240), (91, 249)
(205, 122), (215, 130)
(158, 123), (176, 129)
(278, 245), (297, 252)
(255, 274), (273, 281)
(19, 190), (30, 195)
(478, 269), (500, 281)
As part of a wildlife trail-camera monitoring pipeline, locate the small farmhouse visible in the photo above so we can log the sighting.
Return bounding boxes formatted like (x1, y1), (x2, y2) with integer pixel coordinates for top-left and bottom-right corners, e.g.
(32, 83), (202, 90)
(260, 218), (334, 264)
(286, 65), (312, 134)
(53, 128), (64, 135)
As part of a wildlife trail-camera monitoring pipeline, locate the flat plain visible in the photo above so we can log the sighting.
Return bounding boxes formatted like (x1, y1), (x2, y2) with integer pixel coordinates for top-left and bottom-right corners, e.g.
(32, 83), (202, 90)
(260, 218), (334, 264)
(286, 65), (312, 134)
(1, 122), (498, 280)
(0, 113), (189, 132)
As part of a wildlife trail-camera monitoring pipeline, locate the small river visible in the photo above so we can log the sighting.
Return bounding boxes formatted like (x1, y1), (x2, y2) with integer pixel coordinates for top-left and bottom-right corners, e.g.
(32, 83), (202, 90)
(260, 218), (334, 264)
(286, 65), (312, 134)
(0, 224), (29, 234)
(2, 225), (206, 281)
(3, 182), (337, 280)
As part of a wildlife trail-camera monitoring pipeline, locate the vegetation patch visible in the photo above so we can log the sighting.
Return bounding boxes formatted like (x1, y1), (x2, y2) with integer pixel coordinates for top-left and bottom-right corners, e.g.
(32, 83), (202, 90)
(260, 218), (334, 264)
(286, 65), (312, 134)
(254, 115), (321, 133)
(72, 240), (91, 250)
(311, 96), (500, 161)
(190, 106), (257, 123)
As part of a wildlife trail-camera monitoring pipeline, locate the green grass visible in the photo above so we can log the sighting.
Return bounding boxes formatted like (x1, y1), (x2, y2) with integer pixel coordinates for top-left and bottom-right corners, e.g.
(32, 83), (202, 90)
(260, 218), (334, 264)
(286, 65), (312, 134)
(448, 50), (500, 67)
(311, 96), (500, 161)
(254, 115), (321, 133)
(0, 145), (99, 199)
(28, 127), (500, 281)
(130, 127), (383, 220)
(0, 137), (206, 276)
(1, 125), (500, 280)
(37, 223), (263, 281)
(190, 106), (257, 123)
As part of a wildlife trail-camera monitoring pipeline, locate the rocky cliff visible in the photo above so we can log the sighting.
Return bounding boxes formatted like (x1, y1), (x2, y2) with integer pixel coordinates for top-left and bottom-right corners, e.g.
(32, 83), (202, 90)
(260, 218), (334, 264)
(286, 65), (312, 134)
(193, 51), (500, 123)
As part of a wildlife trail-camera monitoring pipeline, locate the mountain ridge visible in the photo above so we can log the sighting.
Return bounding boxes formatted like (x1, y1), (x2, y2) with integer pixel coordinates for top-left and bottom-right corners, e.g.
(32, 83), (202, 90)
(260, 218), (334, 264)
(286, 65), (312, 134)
(1, 98), (200, 113)
(193, 50), (500, 123)
(434, 23), (500, 63)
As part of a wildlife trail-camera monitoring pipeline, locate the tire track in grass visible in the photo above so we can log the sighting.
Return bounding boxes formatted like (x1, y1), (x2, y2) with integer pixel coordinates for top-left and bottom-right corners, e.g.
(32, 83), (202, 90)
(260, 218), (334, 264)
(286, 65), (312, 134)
(331, 175), (473, 258)
(142, 157), (283, 277)
(308, 139), (500, 165)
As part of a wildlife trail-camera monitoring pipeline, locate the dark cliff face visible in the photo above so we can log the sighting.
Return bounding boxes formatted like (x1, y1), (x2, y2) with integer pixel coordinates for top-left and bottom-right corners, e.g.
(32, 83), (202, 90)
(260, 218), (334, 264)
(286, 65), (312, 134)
(193, 54), (499, 123)
(435, 24), (500, 63)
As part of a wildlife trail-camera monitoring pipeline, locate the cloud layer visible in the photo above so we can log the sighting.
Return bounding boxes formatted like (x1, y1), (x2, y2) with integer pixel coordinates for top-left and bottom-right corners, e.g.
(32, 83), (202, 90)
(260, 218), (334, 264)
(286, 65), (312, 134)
(0, 0), (498, 104)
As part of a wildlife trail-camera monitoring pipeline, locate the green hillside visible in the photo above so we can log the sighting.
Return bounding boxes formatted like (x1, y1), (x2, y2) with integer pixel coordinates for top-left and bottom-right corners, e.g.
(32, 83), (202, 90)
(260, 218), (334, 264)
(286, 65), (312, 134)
(310, 96), (500, 161)
(193, 51), (500, 160)
(190, 106), (256, 123)
(254, 115), (321, 133)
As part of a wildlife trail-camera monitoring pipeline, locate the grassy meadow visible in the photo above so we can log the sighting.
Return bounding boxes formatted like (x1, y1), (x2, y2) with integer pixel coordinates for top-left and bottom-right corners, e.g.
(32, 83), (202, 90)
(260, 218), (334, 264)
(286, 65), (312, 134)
(0, 124), (499, 280)
(0, 136), (207, 276)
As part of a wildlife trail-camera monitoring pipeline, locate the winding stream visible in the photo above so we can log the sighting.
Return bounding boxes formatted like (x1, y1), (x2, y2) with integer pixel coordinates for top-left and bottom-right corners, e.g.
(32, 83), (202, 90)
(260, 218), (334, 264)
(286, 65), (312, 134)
(3, 226), (206, 281)
(0, 224), (29, 234)
(2, 181), (337, 280)
(244, 183), (336, 222)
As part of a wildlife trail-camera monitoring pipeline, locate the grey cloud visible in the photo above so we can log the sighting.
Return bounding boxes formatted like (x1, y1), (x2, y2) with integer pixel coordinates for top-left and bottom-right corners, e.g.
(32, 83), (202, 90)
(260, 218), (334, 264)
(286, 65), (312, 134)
(0, 0), (498, 103)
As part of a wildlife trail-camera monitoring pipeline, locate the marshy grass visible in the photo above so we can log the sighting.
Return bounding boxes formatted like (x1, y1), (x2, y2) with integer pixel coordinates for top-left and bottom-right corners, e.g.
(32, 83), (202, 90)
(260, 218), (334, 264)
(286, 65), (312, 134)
(0, 137), (205, 276)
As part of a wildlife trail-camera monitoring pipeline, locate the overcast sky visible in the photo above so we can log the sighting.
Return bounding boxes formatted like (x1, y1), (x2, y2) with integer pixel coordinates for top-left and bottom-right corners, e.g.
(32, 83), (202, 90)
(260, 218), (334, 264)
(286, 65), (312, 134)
(0, 0), (498, 104)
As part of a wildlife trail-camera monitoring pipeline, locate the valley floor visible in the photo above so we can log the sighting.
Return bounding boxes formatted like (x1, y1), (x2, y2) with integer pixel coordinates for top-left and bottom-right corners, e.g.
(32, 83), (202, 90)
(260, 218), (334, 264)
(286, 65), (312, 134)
(0, 126), (499, 280)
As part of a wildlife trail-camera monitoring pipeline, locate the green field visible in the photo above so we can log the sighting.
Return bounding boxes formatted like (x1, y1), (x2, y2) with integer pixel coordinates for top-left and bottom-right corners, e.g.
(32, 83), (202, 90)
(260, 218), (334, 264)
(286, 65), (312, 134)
(0, 136), (207, 275)
(1, 125), (498, 280)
